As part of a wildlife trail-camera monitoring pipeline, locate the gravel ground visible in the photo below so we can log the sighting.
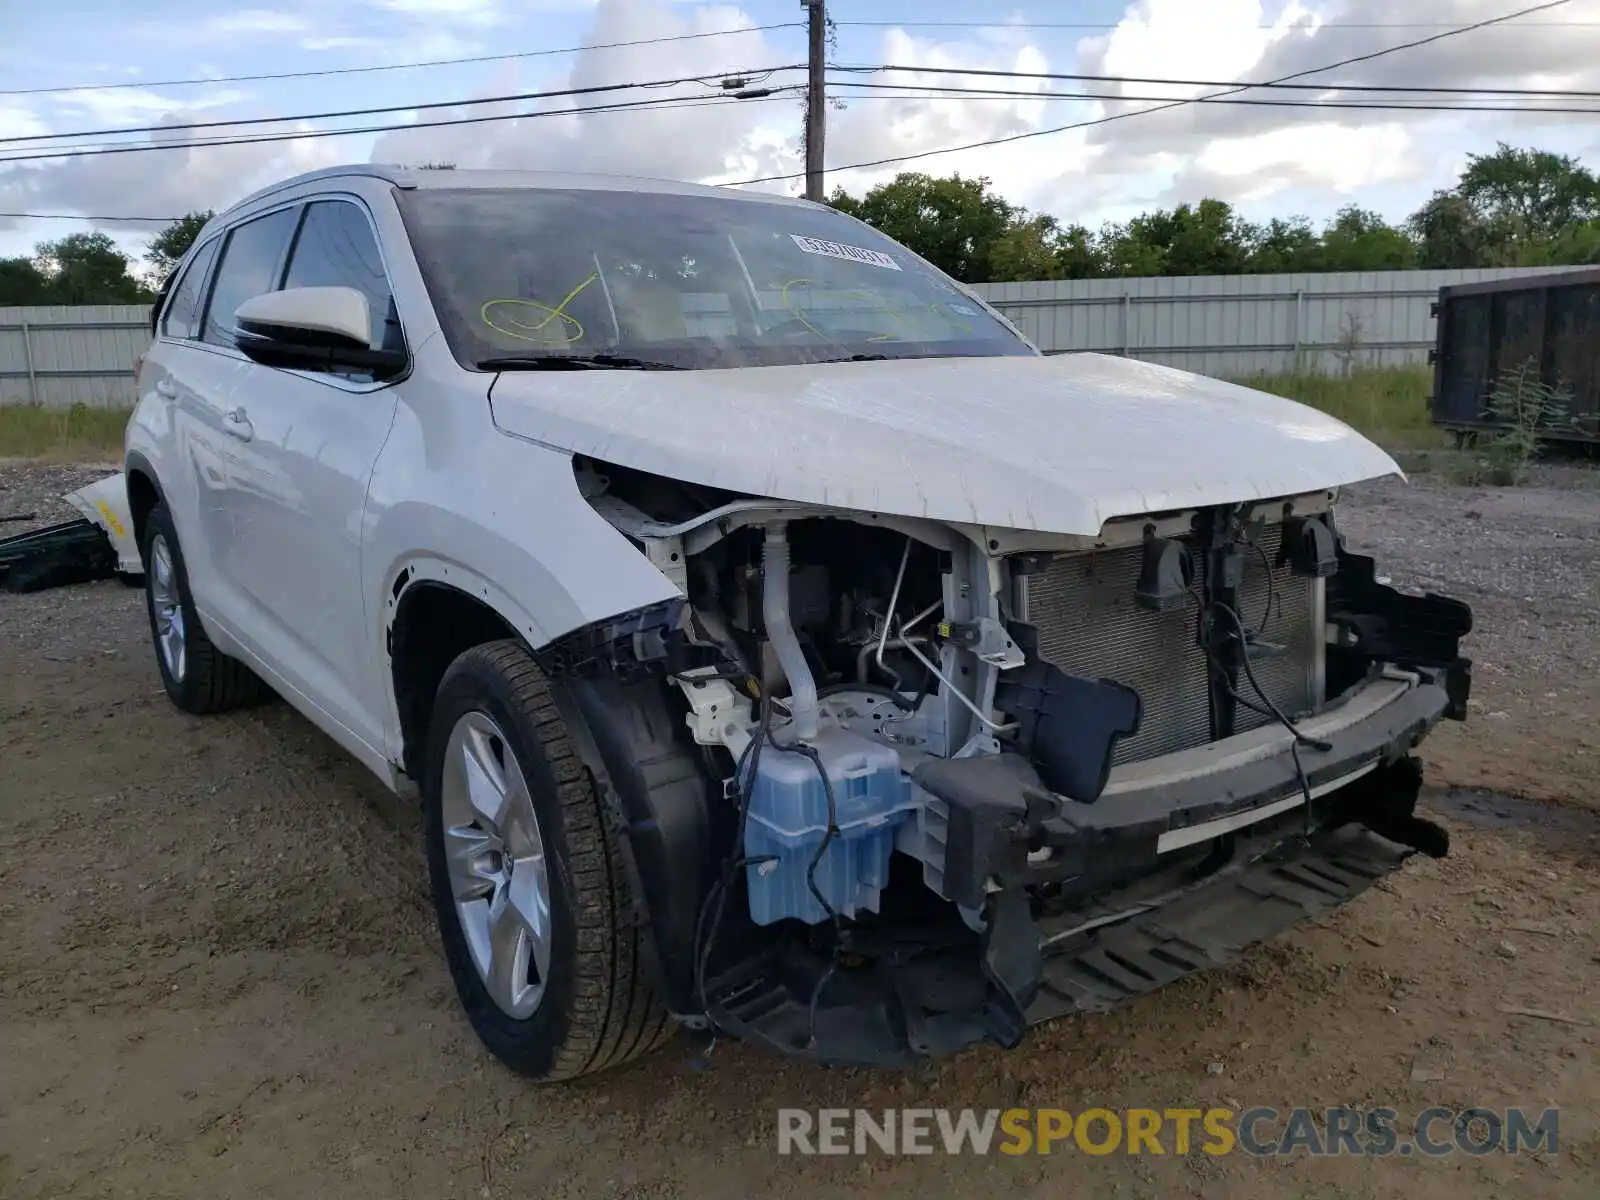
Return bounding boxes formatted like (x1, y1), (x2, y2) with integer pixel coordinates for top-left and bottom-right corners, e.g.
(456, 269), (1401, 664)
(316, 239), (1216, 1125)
(2, 457), (1597, 1199)
(1334, 464), (1600, 806)
(0, 458), (121, 534)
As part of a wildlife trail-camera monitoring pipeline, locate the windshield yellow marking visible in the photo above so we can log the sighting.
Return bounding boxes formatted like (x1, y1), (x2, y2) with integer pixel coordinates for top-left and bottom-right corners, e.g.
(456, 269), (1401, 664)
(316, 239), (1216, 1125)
(480, 273), (598, 344)
(778, 278), (829, 341)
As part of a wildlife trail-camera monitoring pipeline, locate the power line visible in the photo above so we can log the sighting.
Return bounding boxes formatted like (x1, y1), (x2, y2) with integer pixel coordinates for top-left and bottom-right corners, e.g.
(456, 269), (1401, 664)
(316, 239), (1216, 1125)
(835, 19), (1600, 30)
(2, 91), (803, 162)
(1, 1), (1572, 207)
(0, 212), (182, 222)
(728, 0), (1574, 186)
(829, 80), (1600, 114)
(0, 65), (805, 146)
(849, 64), (1600, 99)
(0, 23), (804, 98)
(0, 91), (803, 168)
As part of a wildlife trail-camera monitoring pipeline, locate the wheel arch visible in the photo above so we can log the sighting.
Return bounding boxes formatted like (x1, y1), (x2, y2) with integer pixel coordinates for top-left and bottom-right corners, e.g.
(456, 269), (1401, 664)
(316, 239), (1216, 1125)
(386, 569), (524, 780)
(124, 451), (163, 558)
(386, 563), (718, 1018)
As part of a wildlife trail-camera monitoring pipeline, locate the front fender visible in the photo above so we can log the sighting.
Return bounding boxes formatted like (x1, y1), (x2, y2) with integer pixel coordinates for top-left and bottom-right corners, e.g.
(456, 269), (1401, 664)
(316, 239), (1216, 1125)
(365, 404), (682, 764)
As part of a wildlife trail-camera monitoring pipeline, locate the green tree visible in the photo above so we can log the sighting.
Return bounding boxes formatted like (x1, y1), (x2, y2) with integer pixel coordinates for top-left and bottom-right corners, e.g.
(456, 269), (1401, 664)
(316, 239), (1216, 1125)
(1098, 199), (1253, 277)
(0, 257), (53, 305)
(986, 213), (1065, 281)
(1318, 205), (1416, 271)
(1097, 218), (1164, 277)
(1408, 191), (1495, 269)
(145, 211), (214, 281)
(1458, 143), (1600, 242)
(34, 232), (151, 303)
(827, 172), (1016, 282)
(1519, 218), (1600, 266)
(1050, 223), (1102, 279)
(1245, 217), (1323, 273)
(986, 213), (1104, 281)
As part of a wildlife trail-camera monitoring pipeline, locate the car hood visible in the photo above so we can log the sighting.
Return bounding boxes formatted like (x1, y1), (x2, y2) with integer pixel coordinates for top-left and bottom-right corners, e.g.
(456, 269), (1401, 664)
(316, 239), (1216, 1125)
(488, 352), (1400, 536)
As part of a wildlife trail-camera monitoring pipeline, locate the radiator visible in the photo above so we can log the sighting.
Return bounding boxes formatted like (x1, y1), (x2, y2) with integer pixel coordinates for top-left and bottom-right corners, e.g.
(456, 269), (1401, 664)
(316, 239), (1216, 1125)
(1015, 525), (1322, 766)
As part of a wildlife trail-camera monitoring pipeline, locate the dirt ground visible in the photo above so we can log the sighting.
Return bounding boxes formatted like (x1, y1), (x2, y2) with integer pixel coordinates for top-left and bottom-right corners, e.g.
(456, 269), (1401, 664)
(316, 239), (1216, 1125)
(2, 460), (1598, 1199)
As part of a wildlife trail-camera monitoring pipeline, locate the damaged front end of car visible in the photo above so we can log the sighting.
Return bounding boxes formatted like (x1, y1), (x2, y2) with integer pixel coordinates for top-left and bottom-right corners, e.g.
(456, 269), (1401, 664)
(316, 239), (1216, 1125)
(530, 457), (1473, 1067)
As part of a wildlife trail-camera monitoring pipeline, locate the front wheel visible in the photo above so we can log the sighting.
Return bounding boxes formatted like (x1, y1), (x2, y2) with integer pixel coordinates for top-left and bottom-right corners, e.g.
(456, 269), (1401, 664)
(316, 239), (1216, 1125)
(422, 640), (673, 1081)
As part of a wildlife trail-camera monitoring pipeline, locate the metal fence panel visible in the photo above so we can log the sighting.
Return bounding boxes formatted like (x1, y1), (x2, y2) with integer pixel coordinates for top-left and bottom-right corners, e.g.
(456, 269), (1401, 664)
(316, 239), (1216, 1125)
(971, 265), (1589, 376)
(0, 305), (152, 407)
(0, 265), (1593, 407)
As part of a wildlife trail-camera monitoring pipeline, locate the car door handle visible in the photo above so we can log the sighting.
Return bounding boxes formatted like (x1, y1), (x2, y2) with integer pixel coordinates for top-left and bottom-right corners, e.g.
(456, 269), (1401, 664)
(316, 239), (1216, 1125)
(223, 407), (254, 442)
(154, 379), (177, 398)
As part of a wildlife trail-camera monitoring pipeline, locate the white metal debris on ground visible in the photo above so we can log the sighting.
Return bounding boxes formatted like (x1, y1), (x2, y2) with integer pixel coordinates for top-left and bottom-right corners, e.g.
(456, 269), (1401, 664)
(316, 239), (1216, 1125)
(63, 472), (139, 574)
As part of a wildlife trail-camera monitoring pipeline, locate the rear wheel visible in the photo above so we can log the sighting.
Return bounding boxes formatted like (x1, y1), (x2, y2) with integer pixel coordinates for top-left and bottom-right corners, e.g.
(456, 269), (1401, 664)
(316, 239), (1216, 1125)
(422, 639), (673, 1081)
(141, 501), (265, 713)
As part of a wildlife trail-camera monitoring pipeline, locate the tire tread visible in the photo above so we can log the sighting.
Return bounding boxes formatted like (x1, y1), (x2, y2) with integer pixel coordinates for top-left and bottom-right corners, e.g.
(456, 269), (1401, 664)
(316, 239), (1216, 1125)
(440, 641), (671, 1081)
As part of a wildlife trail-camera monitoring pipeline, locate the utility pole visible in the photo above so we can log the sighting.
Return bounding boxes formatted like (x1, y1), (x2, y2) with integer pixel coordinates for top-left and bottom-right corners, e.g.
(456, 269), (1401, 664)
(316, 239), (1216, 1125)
(803, 0), (826, 202)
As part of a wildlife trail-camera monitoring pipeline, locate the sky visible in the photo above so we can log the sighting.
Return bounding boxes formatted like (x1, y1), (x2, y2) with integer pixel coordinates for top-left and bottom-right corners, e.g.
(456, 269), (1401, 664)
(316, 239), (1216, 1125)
(3, 0), (1600, 266)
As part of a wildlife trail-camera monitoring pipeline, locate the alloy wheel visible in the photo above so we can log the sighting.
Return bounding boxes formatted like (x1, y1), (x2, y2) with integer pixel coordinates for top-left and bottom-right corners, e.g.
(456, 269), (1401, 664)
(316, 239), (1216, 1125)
(439, 711), (554, 1019)
(148, 534), (187, 683)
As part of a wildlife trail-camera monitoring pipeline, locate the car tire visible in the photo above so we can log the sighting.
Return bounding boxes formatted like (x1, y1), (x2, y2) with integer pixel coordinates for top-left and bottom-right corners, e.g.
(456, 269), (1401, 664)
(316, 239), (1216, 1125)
(141, 501), (267, 713)
(423, 639), (674, 1081)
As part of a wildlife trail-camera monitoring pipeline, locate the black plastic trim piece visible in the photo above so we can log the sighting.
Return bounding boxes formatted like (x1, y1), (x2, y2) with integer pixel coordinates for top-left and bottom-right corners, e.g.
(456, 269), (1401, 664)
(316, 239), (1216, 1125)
(1326, 535), (1475, 720)
(549, 672), (718, 1016)
(1026, 825), (1413, 1023)
(993, 625), (1141, 806)
(918, 679), (1452, 905)
(534, 598), (691, 680)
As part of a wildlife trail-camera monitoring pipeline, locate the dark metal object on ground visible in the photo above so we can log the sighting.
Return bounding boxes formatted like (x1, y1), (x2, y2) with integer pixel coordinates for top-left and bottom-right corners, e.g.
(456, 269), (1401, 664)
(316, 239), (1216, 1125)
(0, 518), (119, 593)
(1430, 268), (1600, 444)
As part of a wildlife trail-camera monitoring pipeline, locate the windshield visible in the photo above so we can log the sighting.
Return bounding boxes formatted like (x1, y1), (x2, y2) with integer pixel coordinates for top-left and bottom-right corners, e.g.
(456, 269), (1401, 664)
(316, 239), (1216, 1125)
(396, 187), (1034, 370)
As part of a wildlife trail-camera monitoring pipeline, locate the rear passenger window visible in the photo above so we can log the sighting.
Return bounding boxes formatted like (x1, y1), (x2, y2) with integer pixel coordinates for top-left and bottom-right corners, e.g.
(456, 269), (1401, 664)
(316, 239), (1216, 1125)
(160, 237), (220, 340)
(202, 208), (298, 348)
(283, 201), (404, 356)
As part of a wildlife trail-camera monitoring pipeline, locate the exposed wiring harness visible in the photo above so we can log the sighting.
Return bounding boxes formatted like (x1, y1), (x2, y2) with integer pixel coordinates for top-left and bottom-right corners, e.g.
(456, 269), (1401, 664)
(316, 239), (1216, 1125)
(1211, 596), (1330, 835)
(764, 736), (845, 1049)
(1186, 535), (1331, 837)
(692, 692), (776, 1026)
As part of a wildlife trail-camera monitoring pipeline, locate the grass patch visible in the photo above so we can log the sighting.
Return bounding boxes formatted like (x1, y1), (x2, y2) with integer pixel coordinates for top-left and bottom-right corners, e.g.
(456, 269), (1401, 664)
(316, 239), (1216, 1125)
(1232, 367), (1444, 450)
(0, 404), (130, 461)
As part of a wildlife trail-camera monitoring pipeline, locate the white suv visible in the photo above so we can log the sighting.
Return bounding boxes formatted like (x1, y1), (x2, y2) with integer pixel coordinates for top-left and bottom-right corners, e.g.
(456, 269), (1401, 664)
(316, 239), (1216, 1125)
(129, 164), (1473, 1081)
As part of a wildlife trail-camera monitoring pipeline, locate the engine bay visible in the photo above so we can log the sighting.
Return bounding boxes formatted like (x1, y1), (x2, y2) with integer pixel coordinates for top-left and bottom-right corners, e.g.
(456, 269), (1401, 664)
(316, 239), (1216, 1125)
(553, 454), (1473, 1062)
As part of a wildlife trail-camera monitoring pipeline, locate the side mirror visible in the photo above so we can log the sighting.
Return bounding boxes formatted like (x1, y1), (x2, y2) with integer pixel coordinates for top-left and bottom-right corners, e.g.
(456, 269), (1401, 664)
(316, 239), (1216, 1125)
(234, 286), (406, 378)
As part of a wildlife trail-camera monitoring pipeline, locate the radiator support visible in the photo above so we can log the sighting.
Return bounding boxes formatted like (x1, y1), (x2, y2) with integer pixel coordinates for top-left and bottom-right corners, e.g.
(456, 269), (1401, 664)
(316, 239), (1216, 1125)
(1012, 521), (1323, 767)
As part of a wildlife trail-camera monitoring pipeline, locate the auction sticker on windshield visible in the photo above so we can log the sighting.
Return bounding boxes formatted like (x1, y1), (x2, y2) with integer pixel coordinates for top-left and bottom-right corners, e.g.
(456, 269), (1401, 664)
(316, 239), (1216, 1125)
(790, 235), (903, 270)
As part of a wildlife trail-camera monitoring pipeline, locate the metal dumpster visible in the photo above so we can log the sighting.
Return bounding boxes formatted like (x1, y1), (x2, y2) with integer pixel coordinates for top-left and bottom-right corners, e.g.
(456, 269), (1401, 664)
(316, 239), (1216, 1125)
(1430, 268), (1600, 444)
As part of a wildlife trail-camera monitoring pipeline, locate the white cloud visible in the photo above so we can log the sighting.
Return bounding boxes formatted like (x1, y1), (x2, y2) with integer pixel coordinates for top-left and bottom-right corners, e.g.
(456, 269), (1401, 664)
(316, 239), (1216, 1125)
(370, 0), (785, 179)
(0, 105), (52, 142)
(1093, 0), (1312, 99)
(0, 120), (347, 236)
(300, 36), (385, 52)
(1032, 0), (1600, 223)
(50, 88), (256, 124)
(132, 8), (313, 47)
(9, 0), (1600, 253)
(370, 0), (513, 25)
(1187, 122), (1417, 197)
(206, 10), (311, 37)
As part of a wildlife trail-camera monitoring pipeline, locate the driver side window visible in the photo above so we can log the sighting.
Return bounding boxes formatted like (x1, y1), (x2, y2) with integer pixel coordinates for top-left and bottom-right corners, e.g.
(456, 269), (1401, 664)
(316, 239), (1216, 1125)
(202, 208), (299, 349)
(281, 199), (405, 379)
